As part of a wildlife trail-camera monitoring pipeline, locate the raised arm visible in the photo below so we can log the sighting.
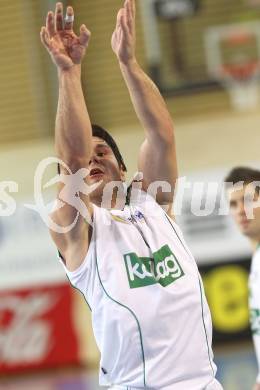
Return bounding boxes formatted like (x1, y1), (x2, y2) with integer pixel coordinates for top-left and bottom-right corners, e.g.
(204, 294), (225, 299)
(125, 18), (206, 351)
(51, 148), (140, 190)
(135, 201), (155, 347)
(40, 2), (93, 270)
(111, 0), (178, 213)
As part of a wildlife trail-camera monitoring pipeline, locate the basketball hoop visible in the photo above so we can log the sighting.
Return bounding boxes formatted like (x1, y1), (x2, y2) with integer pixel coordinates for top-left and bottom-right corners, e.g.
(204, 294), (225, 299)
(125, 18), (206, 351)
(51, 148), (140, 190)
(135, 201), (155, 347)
(222, 62), (260, 111)
(204, 22), (260, 111)
(219, 60), (260, 110)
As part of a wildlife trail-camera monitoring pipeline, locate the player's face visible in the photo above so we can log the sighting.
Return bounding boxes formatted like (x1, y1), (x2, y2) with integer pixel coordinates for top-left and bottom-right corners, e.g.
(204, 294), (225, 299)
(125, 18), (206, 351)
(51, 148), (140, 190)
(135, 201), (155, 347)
(228, 184), (260, 240)
(87, 137), (125, 204)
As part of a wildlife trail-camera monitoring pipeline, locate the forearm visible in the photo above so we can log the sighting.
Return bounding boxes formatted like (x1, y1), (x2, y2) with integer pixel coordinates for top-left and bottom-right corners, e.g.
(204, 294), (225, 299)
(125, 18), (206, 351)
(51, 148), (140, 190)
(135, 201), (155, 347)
(120, 60), (174, 144)
(55, 65), (92, 168)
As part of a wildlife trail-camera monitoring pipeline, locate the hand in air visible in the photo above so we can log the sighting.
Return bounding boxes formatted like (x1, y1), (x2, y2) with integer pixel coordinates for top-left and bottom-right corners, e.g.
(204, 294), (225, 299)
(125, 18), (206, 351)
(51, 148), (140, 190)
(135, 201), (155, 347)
(40, 2), (91, 70)
(111, 0), (136, 65)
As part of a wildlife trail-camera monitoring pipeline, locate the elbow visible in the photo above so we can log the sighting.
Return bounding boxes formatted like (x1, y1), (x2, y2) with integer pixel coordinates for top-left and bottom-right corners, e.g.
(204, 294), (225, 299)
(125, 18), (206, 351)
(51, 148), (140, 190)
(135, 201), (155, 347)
(57, 154), (90, 173)
(155, 127), (175, 149)
(151, 118), (175, 146)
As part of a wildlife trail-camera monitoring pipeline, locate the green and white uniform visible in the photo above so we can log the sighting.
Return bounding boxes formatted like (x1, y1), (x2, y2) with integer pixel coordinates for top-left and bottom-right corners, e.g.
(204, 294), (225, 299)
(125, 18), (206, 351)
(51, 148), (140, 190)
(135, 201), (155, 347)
(249, 244), (260, 384)
(60, 191), (222, 389)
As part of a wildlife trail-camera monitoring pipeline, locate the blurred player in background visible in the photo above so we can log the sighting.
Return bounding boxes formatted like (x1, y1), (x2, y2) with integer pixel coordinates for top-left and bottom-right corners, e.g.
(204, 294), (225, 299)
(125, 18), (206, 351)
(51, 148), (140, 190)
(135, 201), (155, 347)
(226, 167), (260, 390)
(40, 1), (223, 389)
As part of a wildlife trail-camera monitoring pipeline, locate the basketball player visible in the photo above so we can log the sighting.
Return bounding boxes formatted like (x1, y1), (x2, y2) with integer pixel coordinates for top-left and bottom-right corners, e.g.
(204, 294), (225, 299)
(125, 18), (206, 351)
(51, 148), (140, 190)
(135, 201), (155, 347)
(226, 167), (260, 390)
(40, 1), (222, 389)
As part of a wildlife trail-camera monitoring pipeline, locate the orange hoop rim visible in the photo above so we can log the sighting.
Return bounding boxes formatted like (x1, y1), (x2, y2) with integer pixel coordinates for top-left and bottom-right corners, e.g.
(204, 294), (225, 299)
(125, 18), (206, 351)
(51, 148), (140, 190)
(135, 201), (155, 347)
(220, 60), (260, 80)
(221, 32), (256, 46)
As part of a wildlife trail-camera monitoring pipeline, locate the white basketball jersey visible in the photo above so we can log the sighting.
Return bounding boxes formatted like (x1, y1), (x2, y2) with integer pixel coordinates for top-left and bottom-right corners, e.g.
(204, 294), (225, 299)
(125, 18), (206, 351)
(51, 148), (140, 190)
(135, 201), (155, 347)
(249, 245), (260, 383)
(60, 191), (221, 389)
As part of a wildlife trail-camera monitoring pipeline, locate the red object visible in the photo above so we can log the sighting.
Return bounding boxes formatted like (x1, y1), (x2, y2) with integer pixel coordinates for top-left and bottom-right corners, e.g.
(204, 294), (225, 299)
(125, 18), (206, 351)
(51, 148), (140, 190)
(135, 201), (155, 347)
(223, 32), (255, 45)
(0, 284), (80, 373)
(221, 61), (260, 80)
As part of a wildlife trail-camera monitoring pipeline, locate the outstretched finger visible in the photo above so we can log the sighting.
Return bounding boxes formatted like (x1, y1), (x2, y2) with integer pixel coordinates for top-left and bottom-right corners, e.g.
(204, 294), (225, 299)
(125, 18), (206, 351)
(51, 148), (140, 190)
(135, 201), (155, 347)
(119, 9), (129, 36)
(127, 0), (136, 19)
(116, 8), (127, 34)
(130, 0), (136, 19)
(64, 6), (74, 31)
(55, 2), (64, 31)
(79, 24), (91, 47)
(46, 11), (55, 37)
(40, 27), (51, 50)
(116, 8), (124, 30)
(125, 0), (134, 32)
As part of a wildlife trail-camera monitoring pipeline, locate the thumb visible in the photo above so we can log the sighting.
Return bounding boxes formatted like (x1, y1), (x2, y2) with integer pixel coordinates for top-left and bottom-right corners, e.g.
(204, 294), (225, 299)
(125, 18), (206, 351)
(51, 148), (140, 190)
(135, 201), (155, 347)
(116, 8), (124, 30)
(40, 27), (51, 50)
(79, 24), (91, 47)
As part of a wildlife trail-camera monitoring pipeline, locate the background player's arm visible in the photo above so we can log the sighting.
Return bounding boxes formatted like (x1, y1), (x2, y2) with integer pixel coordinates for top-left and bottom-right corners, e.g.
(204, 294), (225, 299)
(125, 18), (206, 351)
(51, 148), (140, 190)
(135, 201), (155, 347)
(40, 3), (93, 271)
(112, 0), (177, 213)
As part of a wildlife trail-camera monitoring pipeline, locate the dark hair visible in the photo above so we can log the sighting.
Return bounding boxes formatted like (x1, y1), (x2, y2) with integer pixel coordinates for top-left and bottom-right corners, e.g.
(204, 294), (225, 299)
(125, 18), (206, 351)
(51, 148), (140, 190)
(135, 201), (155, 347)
(58, 124), (127, 174)
(225, 166), (260, 189)
(92, 124), (127, 172)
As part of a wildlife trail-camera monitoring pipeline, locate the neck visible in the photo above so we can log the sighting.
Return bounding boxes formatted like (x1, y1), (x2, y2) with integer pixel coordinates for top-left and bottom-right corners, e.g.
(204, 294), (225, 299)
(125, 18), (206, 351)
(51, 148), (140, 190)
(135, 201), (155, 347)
(92, 188), (127, 210)
(250, 238), (260, 252)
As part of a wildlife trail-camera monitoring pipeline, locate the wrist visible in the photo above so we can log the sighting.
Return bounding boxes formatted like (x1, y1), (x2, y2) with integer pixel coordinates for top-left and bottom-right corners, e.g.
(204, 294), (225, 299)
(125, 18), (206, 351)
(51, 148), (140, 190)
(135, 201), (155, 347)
(119, 58), (139, 71)
(58, 64), (81, 80)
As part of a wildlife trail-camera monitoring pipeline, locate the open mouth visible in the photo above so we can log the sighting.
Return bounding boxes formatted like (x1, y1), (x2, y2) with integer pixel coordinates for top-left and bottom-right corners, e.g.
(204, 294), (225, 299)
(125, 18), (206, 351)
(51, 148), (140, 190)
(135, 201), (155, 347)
(90, 168), (104, 178)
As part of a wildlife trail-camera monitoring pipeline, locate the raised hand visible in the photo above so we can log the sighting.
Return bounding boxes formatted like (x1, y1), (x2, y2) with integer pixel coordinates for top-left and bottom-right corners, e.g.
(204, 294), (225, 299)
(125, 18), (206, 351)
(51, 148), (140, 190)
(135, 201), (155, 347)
(111, 0), (136, 65)
(40, 2), (91, 70)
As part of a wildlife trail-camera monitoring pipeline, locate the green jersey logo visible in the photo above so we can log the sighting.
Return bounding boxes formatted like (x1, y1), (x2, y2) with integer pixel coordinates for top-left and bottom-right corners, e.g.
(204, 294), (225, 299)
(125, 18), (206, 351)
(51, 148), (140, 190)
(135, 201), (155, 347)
(250, 309), (260, 335)
(124, 244), (185, 289)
